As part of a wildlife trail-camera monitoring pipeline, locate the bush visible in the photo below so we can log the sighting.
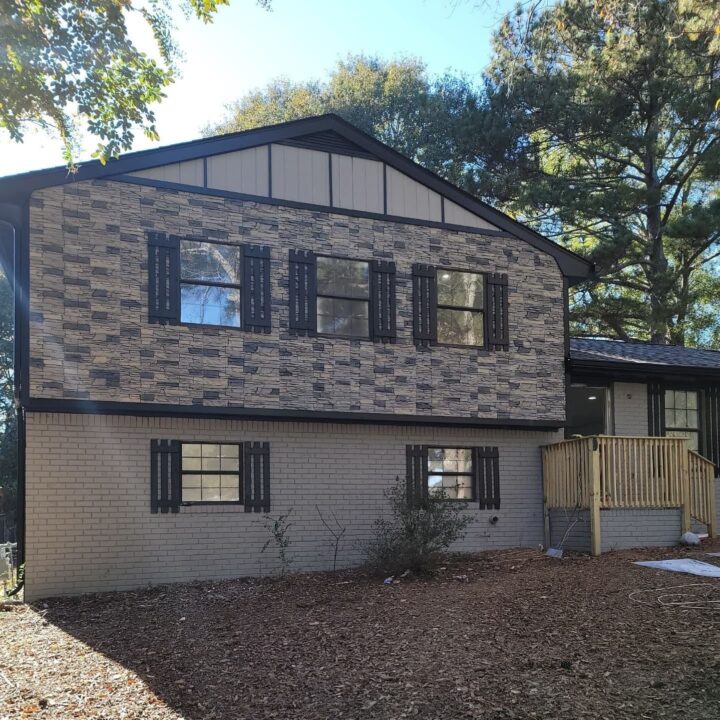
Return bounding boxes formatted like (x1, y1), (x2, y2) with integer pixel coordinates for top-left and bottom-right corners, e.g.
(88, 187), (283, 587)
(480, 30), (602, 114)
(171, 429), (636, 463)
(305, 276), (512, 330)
(365, 478), (474, 575)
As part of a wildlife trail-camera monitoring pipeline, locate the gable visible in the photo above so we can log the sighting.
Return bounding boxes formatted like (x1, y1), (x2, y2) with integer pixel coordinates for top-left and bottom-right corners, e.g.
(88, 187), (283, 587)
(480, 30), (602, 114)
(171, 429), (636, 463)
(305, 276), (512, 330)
(0, 114), (593, 281)
(124, 133), (499, 228)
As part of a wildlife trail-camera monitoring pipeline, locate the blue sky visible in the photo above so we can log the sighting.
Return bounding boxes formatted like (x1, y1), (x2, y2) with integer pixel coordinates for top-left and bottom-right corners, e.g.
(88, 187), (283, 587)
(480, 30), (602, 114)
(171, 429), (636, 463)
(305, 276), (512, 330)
(0, 0), (518, 176)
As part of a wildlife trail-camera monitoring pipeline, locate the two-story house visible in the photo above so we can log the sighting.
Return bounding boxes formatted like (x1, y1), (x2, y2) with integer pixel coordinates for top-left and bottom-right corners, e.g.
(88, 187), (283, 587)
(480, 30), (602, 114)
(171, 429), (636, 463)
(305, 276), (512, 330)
(0, 115), (717, 600)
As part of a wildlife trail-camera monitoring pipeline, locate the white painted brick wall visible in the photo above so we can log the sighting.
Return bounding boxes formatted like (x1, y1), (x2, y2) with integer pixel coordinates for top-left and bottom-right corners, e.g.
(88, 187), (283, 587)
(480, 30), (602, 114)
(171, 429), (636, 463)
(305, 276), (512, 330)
(24, 413), (561, 600)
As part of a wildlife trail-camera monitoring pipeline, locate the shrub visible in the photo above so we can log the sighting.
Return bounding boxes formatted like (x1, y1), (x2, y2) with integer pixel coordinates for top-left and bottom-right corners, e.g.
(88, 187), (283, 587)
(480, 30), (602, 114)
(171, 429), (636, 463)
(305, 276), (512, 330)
(365, 478), (474, 575)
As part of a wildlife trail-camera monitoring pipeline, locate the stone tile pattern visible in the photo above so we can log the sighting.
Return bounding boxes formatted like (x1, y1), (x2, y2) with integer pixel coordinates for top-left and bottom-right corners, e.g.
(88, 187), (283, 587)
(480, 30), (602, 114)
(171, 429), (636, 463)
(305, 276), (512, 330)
(24, 412), (560, 599)
(28, 180), (565, 420)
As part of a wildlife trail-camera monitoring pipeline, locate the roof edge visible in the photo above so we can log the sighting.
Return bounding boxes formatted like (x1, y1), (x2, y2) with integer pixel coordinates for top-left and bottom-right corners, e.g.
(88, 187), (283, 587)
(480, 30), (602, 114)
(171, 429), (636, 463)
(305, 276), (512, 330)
(0, 113), (593, 280)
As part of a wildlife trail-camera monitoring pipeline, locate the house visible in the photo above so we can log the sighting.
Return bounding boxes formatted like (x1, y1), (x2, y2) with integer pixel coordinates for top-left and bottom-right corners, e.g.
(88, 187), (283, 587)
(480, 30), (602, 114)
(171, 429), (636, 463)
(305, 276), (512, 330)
(0, 115), (716, 600)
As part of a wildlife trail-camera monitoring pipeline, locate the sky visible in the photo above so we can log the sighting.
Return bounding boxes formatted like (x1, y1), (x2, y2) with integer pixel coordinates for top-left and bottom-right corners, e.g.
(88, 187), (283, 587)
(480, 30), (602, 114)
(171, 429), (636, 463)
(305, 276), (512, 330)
(0, 0), (519, 177)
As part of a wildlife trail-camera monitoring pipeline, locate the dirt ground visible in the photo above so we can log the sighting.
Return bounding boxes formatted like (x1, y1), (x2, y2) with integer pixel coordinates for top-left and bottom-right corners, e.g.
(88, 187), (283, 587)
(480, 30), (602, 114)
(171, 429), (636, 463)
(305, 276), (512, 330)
(2, 543), (720, 720)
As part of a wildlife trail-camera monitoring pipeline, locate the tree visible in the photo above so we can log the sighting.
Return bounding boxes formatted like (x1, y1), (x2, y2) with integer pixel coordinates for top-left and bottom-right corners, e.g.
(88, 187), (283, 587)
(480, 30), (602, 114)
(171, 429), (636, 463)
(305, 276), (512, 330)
(0, 1), (271, 166)
(464, 0), (720, 345)
(207, 55), (480, 184)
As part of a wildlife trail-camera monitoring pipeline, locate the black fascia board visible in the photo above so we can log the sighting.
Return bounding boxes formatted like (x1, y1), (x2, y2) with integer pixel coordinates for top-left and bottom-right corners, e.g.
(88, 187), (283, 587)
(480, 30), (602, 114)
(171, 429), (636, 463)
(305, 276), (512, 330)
(569, 358), (720, 383)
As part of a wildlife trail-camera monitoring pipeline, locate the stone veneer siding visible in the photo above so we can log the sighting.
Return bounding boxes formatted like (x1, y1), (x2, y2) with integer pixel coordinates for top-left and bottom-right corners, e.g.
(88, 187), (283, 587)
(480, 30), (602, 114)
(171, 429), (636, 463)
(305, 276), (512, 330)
(28, 180), (566, 422)
(23, 413), (560, 600)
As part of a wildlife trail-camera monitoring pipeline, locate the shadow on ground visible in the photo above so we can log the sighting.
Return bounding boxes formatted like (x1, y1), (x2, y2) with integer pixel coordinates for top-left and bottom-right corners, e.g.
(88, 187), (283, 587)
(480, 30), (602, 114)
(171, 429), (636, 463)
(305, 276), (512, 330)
(9, 544), (720, 720)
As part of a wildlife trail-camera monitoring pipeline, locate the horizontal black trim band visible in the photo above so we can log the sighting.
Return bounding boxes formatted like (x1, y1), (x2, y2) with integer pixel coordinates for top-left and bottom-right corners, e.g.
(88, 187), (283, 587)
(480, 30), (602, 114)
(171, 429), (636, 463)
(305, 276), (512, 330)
(22, 397), (563, 431)
(111, 174), (517, 239)
(569, 358), (720, 382)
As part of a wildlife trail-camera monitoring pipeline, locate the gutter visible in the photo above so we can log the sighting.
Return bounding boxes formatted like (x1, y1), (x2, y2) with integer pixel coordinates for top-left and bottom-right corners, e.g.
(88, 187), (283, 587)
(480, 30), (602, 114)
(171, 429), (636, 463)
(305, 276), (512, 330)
(568, 358), (720, 382)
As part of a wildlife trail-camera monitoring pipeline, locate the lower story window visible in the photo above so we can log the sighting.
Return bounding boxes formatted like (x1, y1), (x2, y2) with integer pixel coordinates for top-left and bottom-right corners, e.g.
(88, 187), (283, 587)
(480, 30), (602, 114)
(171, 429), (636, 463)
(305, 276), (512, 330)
(427, 447), (474, 500)
(181, 443), (241, 503)
(665, 389), (699, 451)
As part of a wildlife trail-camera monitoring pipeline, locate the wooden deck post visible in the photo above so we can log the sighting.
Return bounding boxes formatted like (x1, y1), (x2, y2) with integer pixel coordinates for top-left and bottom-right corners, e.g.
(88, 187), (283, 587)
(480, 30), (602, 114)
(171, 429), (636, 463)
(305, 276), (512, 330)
(589, 438), (602, 556)
(708, 476), (717, 539)
(680, 449), (691, 535)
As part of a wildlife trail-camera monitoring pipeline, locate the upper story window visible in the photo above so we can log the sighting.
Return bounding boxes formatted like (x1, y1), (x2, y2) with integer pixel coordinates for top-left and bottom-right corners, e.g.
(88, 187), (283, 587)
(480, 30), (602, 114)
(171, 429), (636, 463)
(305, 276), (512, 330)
(436, 270), (484, 346)
(180, 240), (241, 327)
(316, 256), (370, 337)
(665, 389), (699, 451)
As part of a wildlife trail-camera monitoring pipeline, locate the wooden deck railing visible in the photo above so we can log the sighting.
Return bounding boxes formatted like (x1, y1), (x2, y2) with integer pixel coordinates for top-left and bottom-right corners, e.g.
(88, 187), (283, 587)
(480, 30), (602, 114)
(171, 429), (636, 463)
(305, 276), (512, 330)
(541, 435), (717, 555)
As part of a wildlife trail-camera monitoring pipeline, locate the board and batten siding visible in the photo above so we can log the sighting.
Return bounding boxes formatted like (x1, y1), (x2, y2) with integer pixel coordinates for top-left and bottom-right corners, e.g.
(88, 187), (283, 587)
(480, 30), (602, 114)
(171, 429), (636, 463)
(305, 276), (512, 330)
(613, 382), (649, 436)
(269, 144), (330, 206)
(130, 158), (205, 186)
(330, 154), (384, 213)
(385, 166), (442, 222)
(206, 146), (269, 196)
(127, 143), (499, 229)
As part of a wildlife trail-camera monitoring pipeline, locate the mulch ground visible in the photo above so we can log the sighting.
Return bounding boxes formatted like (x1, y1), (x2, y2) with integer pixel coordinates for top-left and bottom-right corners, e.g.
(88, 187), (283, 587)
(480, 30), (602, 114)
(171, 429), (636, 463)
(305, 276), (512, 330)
(2, 543), (720, 720)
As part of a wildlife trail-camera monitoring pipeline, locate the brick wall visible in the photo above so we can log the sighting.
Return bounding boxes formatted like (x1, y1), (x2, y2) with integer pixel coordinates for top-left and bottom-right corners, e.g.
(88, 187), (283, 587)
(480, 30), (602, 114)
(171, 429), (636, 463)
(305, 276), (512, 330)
(27, 180), (566, 421)
(24, 412), (560, 599)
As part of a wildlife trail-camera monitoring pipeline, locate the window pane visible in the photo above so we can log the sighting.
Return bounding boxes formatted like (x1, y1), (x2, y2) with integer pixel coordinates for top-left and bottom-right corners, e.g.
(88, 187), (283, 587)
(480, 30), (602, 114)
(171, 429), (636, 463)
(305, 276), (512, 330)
(221, 444), (239, 458)
(687, 410), (698, 429)
(317, 257), (369, 298)
(202, 486), (222, 502)
(221, 457), (240, 472)
(687, 392), (698, 410)
(202, 457), (221, 471)
(437, 270), (483, 310)
(221, 486), (240, 502)
(182, 444), (202, 458)
(181, 284), (240, 327)
(182, 474), (203, 488)
(203, 445), (220, 457)
(181, 241), (241, 285)
(437, 308), (484, 346)
(182, 487), (202, 502)
(201, 474), (221, 488)
(182, 457), (202, 472)
(675, 392), (687, 410)
(317, 297), (369, 337)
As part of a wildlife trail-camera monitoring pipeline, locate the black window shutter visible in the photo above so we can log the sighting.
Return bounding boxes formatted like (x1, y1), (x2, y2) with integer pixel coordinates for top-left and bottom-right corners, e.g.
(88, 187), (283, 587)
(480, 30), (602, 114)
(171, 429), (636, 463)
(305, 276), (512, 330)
(475, 446), (500, 509)
(703, 385), (720, 470)
(147, 232), (180, 324)
(241, 244), (272, 333)
(647, 382), (665, 436)
(150, 439), (181, 513)
(288, 250), (317, 335)
(244, 441), (270, 512)
(370, 260), (397, 342)
(412, 264), (437, 348)
(485, 273), (509, 350)
(406, 444), (429, 504)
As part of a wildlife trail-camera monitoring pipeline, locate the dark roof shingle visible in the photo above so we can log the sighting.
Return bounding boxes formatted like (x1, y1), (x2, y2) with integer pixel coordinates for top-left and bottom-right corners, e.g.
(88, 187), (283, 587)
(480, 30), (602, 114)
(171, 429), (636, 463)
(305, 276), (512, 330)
(570, 338), (720, 370)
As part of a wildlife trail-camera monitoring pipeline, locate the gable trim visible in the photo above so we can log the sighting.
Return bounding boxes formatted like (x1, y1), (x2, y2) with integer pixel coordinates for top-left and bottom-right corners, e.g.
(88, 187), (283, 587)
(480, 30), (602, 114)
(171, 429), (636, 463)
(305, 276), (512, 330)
(111, 174), (516, 239)
(0, 114), (592, 280)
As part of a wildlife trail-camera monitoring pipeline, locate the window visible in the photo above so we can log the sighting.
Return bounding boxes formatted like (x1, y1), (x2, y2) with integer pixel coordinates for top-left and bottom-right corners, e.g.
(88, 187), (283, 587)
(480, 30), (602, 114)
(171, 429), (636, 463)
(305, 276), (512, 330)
(316, 256), (370, 337)
(665, 389), (699, 451)
(436, 270), (484, 346)
(427, 447), (474, 500)
(181, 443), (241, 503)
(180, 240), (241, 327)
